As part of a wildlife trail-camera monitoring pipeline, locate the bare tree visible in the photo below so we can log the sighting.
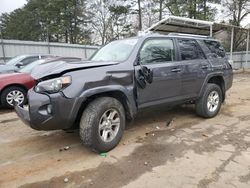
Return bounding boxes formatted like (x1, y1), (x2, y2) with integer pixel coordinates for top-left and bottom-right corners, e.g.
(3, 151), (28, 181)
(88, 0), (112, 44)
(222, 0), (250, 51)
(143, 1), (159, 28)
(223, 0), (250, 26)
(89, 0), (134, 45)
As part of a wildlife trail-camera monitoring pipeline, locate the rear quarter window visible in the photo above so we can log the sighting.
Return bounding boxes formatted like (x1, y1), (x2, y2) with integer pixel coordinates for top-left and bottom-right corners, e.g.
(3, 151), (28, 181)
(21, 56), (39, 65)
(203, 40), (226, 58)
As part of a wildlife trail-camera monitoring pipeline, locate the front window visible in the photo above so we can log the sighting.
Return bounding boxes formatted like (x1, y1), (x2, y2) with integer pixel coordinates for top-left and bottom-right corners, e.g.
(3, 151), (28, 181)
(139, 39), (175, 64)
(91, 38), (138, 62)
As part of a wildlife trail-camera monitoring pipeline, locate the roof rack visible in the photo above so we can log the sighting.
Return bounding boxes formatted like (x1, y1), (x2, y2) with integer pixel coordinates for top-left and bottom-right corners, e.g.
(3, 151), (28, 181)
(168, 33), (213, 39)
(144, 16), (250, 66)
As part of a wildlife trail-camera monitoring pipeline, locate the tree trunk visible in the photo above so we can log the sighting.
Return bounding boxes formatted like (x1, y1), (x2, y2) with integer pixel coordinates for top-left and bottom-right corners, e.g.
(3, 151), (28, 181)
(138, 0), (142, 31)
(159, 0), (163, 21)
(193, 0), (197, 19)
(203, 0), (207, 20)
(102, 26), (105, 45)
(188, 0), (193, 18)
(65, 30), (68, 43)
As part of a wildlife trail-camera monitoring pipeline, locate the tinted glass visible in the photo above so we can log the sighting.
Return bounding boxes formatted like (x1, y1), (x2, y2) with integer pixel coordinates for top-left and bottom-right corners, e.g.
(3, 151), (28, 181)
(21, 56), (39, 65)
(91, 38), (138, 62)
(140, 39), (175, 64)
(41, 55), (54, 59)
(204, 40), (226, 58)
(178, 39), (205, 60)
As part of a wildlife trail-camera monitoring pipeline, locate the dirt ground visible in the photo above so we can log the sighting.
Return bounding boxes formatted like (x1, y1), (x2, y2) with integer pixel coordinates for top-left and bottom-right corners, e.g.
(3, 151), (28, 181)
(0, 73), (250, 188)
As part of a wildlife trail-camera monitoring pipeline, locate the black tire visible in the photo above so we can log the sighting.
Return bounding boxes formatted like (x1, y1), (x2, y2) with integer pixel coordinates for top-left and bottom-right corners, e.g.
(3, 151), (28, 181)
(79, 97), (125, 153)
(0, 86), (27, 108)
(195, 83), (222, 118)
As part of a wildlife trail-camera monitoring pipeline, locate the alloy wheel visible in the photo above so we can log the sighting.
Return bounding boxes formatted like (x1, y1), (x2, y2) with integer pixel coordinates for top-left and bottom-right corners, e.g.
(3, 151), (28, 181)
(98, 109), (121, 142)
(207, 90), (219, 112)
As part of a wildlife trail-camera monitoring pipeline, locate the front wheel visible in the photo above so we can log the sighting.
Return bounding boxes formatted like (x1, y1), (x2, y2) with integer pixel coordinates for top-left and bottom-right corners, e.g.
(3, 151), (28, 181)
(195, 83), (222, 118)
(79, 97), (125, 153)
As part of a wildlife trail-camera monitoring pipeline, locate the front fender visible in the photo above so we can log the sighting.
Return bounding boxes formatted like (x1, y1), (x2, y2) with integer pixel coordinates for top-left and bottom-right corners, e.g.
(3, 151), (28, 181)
(70, 85), (137, 121)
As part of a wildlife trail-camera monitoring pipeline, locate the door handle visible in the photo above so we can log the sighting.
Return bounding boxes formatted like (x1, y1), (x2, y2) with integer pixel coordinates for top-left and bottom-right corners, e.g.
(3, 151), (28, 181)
(201, 65), (209, 69)
(171, 68), (181, 73)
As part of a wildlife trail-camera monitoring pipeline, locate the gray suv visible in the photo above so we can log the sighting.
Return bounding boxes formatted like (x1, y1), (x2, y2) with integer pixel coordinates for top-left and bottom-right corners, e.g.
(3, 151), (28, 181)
(15, 33), (233, 152)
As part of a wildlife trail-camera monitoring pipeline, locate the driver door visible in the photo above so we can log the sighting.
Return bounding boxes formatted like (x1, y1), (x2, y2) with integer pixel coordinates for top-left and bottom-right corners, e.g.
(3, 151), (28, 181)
(135, 38), (182, 108)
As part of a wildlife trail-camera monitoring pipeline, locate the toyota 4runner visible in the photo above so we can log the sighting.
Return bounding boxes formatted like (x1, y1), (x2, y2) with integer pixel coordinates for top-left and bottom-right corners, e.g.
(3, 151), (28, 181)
(15, 33), (233, 152)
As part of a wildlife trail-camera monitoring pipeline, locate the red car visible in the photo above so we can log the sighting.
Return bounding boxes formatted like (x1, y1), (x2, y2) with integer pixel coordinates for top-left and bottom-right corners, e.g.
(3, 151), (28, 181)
(0, 57), (81, 108)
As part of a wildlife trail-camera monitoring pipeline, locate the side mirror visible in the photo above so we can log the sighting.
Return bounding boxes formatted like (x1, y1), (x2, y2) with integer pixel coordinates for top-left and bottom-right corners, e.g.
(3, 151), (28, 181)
(141, 66), (153, 84)
(16, 62), (24, 68)
(136, 66), (153, 89)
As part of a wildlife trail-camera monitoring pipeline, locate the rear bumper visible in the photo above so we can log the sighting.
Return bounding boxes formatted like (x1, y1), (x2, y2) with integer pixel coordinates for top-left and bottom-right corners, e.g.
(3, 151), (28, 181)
(14, 89), (81, 130)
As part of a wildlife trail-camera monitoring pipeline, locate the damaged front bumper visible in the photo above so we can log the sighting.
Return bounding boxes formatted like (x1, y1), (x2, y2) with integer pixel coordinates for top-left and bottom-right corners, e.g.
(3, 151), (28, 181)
(14, 89), (81, 131)
(15, 105), (31, 127)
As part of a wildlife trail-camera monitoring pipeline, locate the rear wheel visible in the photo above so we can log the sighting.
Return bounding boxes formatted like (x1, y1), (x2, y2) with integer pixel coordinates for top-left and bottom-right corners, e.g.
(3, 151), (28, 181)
(79, 97), (125, 153)
(195, 83), (222, 118)
(1, 86), (27, 108)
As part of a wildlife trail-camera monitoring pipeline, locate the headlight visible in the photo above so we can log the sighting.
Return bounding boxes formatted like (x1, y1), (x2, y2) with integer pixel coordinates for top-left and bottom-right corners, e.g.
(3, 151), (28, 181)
(35, 76), (71, 93)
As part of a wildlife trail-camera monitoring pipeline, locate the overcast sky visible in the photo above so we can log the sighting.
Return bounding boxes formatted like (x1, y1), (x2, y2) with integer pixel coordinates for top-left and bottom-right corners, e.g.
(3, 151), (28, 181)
(0, 0), (249, 27)
(0, 0), (26, 15)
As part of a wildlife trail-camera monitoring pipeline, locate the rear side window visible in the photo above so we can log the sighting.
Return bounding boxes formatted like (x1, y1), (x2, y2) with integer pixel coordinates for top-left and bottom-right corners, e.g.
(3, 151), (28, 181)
(204, 40), (226, 58)
(140, 39), (175, 64)
(21, 56), (39, 65)
(178, 39), (205, 60)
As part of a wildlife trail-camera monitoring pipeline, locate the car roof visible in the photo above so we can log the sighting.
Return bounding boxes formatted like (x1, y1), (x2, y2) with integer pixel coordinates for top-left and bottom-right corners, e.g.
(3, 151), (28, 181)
(138, 33), (219, 42)
(15, 54), (51, 57)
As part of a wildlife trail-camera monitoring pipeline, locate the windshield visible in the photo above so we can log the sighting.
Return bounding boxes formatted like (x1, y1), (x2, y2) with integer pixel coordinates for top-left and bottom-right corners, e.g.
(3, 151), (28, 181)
(91, 38), (138, 62)
(6, 55), (26, 65)
(19, 59), (46, 73)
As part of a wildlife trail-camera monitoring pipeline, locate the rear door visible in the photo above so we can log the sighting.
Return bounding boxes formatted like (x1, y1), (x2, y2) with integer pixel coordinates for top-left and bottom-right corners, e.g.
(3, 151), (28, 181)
(176, 38), (209, 97)
(135, 38), (182, 108)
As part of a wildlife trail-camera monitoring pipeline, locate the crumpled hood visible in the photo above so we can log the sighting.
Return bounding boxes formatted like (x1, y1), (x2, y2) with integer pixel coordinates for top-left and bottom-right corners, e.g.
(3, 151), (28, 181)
(31, 60), (119, 80)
